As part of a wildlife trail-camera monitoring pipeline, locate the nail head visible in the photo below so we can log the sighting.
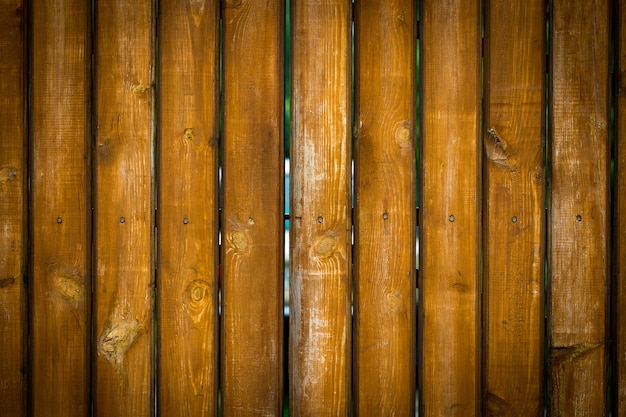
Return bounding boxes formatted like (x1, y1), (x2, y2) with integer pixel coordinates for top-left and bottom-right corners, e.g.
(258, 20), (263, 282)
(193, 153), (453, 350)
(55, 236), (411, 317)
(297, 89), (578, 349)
(120, 217), (126, 223)
(56, 217), (63, 224)
(512, 216), (518, 223)
(317, 216), (324, 223)
(449, 215), (455, 222)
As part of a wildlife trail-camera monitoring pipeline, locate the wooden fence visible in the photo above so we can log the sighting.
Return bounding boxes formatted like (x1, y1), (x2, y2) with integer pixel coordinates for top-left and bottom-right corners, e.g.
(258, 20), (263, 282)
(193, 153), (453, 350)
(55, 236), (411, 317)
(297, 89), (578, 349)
(0, 0), (624, 416)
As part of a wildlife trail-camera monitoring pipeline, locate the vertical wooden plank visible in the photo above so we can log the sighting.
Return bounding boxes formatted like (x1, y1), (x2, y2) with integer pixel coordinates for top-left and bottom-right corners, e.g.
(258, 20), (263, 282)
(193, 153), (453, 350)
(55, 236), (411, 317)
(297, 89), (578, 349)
(30, 0), (92, 415)
(289, 0), (352, 415)
(353, 0), (416, 415)
(0, 1), (27, 415)
(616, 1), (626, 414)
(419, 0), (481, 416)
(549, 1), (610, 416)
(93, 1), (155, 415)
(482, 1), (545, 415)
(157, 0), (219, 415)
(221, 0), (284, 415)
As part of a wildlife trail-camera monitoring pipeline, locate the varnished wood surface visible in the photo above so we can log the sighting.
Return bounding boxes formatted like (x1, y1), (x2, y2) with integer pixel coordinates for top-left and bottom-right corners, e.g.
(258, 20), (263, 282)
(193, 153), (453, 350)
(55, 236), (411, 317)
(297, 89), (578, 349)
(93, 1), (155, 415)
(30, 1), (92, 415)
(353, 0), (416, 415)
(482, 1), (545, 415)
(0, 1), (27, 415)
(549, 1), (610, 415)
(157, 0), (220, 415)
(419, 0), (481, 415)
(221, 0), (285, 415)
(289, 1), (352, 415)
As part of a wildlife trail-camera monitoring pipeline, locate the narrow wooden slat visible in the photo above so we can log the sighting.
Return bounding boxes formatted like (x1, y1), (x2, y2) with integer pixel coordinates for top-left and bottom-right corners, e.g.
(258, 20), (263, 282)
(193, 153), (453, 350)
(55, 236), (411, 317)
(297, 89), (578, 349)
(156, 0), (219, 415)
(353, 0), (416, 415)
(617, 1), (626, 414)
(93, 1), (155, 415)
(0, 1), (27, 415)
(482, 1), (545, 415)
(289, 0), (352, 414)
(419, 0), (481, 416)
(549, 1), (610, 415)
(30, 1), (92, 415)
(221, 0), (284, 415)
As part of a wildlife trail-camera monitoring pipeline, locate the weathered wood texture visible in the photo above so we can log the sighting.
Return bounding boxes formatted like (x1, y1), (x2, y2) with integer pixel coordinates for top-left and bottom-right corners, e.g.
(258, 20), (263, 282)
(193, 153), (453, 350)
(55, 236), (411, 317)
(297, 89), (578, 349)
(482, 1), (545, 415)
(93, 1), (155, 415)
(29, 1), (92, 416)
(615, 0), (626, 414)
(419, 0), (482, 416)
(353, 0), (416, 415)
(289, 0), (352, 415)
(156, 0), (219, 415)
(0, 1), (27, 416)
(549, 1), (610, 416)
(4, 3), (625, 416)
(221, 0), (285, 415)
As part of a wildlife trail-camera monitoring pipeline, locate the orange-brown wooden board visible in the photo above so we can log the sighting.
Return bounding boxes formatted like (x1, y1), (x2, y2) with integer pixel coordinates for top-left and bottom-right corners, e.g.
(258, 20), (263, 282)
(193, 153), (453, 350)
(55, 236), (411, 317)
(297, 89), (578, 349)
(0, 1), (27, 415)
(221, 0), (285, 415)
(289, 0), (352, 415)
(29, 1), (92, 415)
(548, 1), (610, 415)
(615, 0), (626, 414)
(353, 0), (416, 415)
(93, 1), (155, 415)
(419, 0), (482, 415)
(156, 0), (219, 415)
(482, 1), (545, 415)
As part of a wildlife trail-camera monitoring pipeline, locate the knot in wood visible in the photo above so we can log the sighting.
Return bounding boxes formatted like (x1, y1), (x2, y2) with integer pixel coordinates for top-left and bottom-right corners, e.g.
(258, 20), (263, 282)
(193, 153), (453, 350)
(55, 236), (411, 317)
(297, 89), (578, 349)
(312, 232), (339, 259)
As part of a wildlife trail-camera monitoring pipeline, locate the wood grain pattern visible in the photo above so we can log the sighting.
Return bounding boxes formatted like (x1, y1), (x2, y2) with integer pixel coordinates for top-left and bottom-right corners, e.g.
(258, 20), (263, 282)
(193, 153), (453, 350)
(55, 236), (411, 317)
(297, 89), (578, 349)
(93, 1), (155, 415)
(353, 0), (416, 415)
(156, 0), (219, 415)
(0, 1), (27, 415)
(549, 1), (610, 416)
(30, 1), (92, 415)
(221, 0), (285, 415)
(616, 0), (626, 415)
(289, 1), (352, 415)
(419, 0), (481, 415)
(482, 1), (545, 415)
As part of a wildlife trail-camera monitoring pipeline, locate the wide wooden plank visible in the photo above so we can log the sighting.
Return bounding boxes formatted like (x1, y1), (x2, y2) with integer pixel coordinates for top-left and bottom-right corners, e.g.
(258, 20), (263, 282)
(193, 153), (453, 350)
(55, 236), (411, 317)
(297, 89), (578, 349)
(221, 0), (285, 415)
(30, 1), (92, 415)
(353, 0), (416, 415)
(419, 0), (481, 416)
(93, 1), (155, 415)
(482, 1), (545, 415)
(548, 1), (610, 416)
(156, 0), (219, 415)
(289, 0), (352, 415)
(615, 0), (626, 414)
(0, 1), (27, 415)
